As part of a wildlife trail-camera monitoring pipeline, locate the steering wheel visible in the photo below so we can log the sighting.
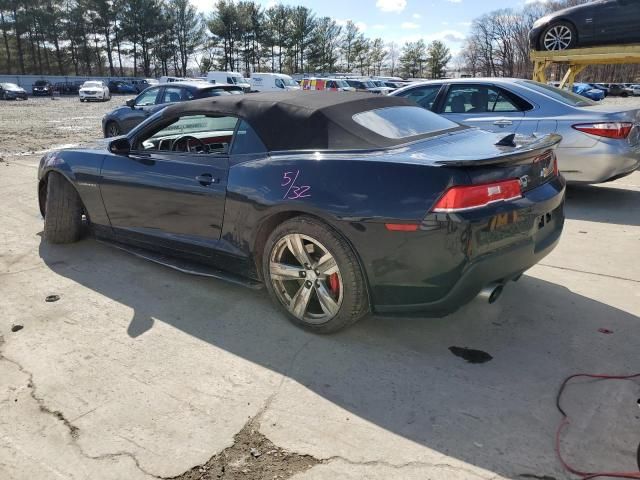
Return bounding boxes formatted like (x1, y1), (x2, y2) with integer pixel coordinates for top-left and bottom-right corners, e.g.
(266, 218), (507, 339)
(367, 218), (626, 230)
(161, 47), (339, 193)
(171, 135), (208, 153)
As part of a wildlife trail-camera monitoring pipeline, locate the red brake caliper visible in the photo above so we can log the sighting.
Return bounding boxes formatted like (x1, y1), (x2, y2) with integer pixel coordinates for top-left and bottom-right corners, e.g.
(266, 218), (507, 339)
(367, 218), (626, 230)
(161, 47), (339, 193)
(327, 273), (340, 296)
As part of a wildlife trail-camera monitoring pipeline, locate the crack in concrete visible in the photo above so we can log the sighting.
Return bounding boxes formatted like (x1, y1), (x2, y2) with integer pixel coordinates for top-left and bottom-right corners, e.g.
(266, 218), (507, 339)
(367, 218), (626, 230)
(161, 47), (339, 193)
(538, 263), (640, 284)
(0, 334), (160, 479)
(320, 455), (499, 477)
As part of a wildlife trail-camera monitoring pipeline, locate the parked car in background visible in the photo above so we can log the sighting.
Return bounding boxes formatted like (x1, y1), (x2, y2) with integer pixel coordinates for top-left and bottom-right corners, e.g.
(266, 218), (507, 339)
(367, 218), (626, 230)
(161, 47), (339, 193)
(529, 0), (640, 51)
(207, 71), (251, 92)
(102, 81), (244, 137)
(369, 79), (394, 94)
(108, 80), (138, 94)
(572, 83), (605, 101)
(301, 78), (355, 92)
(603, 83), (632, 97)
(629, 85), (640, 96)
(249, 73), (300, 92)
(391, 78), (640, 183)
(588, 83), (609, 97)
(32, 80), (53, 96)
(129, 78), (158, 93)
(345, 79), (390, 94)
(39, 91), (566, 333)
(0, 83), (28, 100)
(79, 81), (110, 102)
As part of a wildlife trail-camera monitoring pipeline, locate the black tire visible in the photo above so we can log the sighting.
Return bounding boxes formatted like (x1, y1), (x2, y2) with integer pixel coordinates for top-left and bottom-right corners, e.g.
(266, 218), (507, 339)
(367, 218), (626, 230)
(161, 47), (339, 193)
(105, 121), (121, 138)
(262, 216), (369, 334)
(43, 172), (84, 244)
(621, 92), (629, 98)
(541, 21), (577, 51)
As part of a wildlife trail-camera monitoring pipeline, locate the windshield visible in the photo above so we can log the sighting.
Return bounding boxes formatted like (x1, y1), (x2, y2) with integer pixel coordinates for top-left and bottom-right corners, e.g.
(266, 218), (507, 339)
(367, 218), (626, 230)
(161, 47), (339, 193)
(518, 80), (596, 107)
(336, 80), (350, 88)
(362, 80), (376, 88)
(34, 81), (48, 86)
(1, 83), (20, 89)
(281, 77), (297, 87)
(353, 106), (459, 139)
(82, 81), (102, 88)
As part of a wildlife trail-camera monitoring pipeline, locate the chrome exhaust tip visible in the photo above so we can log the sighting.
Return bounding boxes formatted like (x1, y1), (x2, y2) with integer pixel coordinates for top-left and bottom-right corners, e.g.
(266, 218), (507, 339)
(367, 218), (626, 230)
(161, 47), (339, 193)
(478, 283), (504, 304)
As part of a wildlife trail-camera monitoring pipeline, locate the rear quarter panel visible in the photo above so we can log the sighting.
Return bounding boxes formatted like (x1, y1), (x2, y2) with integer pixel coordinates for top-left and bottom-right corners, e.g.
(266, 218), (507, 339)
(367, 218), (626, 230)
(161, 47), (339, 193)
(221, 151), (466, 293)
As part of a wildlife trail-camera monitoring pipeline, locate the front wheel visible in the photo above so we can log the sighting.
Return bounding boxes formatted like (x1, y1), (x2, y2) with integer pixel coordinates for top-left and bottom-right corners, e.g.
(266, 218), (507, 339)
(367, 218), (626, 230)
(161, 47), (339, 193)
(105, 121), (121, 138)
(43, 172), (84, 244)
(262, 216), (369, 333)
(541, 21), (577, 51)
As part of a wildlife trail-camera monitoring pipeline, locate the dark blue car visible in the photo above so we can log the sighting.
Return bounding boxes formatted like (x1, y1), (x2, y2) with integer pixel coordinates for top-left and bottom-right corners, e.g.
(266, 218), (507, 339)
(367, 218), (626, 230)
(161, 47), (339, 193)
(39, 92), (566, 333)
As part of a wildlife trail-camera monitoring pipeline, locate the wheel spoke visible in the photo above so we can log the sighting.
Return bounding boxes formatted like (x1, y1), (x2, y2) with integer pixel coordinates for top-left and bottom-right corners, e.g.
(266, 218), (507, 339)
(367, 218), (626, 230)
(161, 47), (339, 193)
(316, 252), (338, 276)
(270, 262), (304, 280)
(287, 234), (311, 267)
(315, 282), (339, 316)
(290, 282), (313, 318)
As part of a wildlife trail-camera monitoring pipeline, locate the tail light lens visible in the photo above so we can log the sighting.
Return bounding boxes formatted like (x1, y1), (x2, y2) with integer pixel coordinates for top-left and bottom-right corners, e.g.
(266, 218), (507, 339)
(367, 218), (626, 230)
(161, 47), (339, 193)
(431, 179), (522, 213)
(572, 122), (633, 139)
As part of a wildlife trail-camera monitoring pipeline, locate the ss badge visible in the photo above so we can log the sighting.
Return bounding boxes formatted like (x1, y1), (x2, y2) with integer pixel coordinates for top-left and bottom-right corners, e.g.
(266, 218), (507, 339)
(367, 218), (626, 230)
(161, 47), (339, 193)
(519, 175), (530, 188)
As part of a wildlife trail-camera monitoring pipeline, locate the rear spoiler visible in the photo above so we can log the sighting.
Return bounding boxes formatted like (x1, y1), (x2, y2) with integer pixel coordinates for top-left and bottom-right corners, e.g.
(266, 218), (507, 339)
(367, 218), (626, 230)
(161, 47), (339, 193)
(435, 133), (562, 167)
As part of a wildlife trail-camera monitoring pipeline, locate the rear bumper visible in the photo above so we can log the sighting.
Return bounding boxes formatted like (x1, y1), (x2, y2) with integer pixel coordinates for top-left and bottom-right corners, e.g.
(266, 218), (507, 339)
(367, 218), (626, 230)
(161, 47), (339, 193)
(375, 217), (562, 315)
(372, 177), (566, 316)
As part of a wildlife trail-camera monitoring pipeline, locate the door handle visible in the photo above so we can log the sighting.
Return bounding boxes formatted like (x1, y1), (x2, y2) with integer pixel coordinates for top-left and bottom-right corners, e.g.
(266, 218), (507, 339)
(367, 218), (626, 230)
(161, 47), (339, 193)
(493, 120), (513, 127)
(196, 173), (216, 186)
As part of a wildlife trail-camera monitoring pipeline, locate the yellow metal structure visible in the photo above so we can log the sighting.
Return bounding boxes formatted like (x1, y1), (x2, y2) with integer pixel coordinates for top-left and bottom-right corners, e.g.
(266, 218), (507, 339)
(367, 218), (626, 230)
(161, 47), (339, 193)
(531, 44), (640, 88)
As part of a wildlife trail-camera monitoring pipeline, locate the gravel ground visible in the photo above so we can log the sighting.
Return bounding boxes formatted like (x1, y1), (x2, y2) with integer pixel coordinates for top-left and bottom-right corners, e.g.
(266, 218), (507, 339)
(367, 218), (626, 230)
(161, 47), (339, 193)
(0, 95), (123, 158)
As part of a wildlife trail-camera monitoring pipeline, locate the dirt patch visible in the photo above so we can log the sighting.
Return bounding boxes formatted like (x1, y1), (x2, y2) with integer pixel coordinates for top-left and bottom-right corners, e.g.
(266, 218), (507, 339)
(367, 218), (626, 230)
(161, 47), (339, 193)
(0, 96), (126, 158)
(171, 418), (320, 480)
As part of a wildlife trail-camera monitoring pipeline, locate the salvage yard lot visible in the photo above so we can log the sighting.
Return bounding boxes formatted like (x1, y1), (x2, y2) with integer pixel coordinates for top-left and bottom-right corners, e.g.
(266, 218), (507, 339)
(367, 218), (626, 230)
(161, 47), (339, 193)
(1, 96), (639, 479)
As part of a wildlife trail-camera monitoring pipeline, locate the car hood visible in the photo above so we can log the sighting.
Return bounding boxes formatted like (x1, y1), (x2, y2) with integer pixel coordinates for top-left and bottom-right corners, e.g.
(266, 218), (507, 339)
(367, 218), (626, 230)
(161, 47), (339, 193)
(5, 87), (25, 92)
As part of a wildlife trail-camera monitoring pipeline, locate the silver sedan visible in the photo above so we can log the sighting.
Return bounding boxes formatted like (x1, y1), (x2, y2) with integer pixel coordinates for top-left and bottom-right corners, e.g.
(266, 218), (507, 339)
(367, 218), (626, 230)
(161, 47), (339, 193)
(391, 78), (640, 183)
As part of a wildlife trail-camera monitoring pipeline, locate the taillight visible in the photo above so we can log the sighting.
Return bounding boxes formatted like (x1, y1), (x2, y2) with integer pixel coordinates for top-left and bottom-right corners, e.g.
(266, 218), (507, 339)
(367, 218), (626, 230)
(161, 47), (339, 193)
(572, 122), (633, 139)
(431, 179), (522, 213)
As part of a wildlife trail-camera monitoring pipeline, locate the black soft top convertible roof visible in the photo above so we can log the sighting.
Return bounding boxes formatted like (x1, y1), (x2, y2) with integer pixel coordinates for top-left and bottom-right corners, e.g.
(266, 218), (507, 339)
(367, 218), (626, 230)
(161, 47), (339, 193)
(162, 91), (433, 151)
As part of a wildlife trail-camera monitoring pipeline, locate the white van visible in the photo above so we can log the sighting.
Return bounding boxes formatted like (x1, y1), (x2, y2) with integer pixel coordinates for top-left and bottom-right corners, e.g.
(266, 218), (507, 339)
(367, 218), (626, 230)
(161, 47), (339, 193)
(249, 73), (300, 92)
(207, 71), (251, 92)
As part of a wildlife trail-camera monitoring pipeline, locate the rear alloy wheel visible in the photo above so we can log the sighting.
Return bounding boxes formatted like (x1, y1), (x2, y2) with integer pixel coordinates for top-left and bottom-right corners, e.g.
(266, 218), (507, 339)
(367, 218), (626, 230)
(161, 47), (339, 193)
(542, 21), (577, 51)
(105, 121), (120, 137)
(263, 216), (369, 333)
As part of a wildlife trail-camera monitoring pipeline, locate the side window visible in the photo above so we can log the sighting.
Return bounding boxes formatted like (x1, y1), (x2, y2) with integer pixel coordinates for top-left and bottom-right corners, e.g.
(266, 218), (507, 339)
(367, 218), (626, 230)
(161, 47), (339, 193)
(398, 85), (442, 111)
(135, 88), (159, 106)
(136, 114), (239, 154)
(231, 120), (267, 155)
(162, 87), (183, 104)
(275, 78), (285, 89)
(444, 85), (525, 114)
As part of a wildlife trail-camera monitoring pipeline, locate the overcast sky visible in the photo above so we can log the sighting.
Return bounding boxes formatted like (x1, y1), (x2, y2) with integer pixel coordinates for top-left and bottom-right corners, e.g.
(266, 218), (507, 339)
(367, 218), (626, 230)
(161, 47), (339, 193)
(190, 0), (548, 55)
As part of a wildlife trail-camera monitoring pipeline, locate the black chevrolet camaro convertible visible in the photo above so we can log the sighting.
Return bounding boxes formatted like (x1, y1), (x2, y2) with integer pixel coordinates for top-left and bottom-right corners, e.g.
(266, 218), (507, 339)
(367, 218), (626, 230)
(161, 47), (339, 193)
(38, 92), (566, 333)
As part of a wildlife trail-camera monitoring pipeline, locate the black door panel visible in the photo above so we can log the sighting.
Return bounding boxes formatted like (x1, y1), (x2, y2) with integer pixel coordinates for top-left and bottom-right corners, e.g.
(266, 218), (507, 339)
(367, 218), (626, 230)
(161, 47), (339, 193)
(99, 151), (228, 255)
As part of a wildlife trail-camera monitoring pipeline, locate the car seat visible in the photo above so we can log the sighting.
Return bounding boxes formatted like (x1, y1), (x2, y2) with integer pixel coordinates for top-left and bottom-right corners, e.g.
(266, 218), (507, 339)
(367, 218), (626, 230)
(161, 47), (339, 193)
(166, 92), (180, 103)
(467, 91), (488, 113)
(450, 95), (466, 113)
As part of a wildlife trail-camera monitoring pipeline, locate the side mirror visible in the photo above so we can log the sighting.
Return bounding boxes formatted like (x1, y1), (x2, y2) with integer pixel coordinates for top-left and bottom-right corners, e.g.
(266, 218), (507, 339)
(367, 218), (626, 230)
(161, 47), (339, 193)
(109, 137), (131, 155)
(125, 98), (135, 108)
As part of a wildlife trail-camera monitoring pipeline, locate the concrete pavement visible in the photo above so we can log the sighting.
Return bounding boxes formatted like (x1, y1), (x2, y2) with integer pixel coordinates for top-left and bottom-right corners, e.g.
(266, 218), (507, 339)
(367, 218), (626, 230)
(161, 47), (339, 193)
(1, 151), (639, 479)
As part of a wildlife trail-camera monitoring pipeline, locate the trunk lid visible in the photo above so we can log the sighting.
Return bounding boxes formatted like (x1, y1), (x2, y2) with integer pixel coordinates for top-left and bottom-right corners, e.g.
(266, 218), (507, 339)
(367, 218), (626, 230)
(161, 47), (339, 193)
(392, 129), (561, 193)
